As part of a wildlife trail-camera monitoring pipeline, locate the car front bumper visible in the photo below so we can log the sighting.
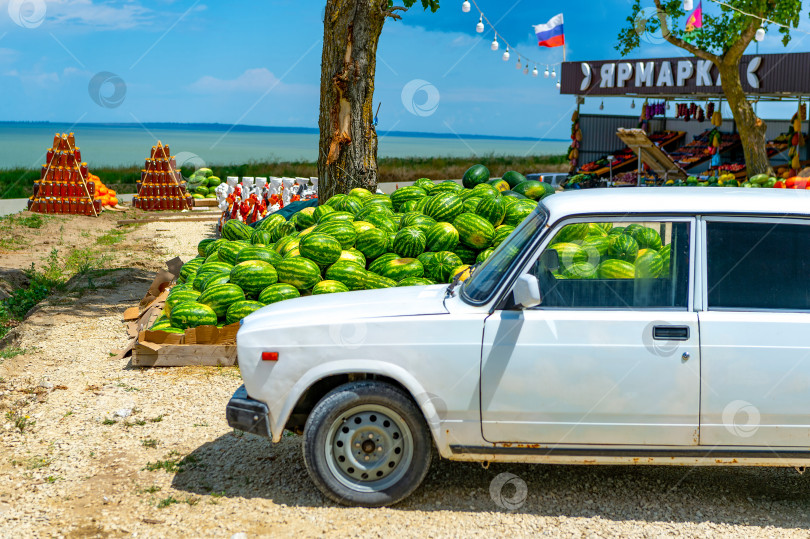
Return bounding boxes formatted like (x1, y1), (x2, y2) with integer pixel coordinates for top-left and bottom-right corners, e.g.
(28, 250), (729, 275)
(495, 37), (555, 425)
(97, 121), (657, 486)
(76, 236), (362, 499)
(226, 384), (271, 438)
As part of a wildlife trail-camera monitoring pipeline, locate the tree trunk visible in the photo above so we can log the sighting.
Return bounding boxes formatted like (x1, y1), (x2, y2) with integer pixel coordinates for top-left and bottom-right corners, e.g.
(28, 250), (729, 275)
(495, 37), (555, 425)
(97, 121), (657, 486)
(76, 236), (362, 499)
(317, 0), (386, 202)
(718, 60), (772, 177)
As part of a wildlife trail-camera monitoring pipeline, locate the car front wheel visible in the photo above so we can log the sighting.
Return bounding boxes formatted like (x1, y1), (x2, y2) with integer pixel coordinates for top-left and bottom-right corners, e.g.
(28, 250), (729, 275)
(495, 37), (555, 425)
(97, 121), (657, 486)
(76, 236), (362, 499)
(302, 381), (432, 507)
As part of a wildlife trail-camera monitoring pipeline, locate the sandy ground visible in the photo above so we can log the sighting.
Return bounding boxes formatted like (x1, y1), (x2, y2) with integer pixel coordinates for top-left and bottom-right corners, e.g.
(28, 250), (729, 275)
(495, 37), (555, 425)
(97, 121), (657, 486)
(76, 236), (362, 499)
(1, 210), (810, 538)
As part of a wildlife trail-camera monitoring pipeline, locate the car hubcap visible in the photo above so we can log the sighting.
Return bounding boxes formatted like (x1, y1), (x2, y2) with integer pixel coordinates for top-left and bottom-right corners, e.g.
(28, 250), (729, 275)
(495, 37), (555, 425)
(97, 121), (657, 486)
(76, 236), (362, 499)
(325, 404), (413, 492)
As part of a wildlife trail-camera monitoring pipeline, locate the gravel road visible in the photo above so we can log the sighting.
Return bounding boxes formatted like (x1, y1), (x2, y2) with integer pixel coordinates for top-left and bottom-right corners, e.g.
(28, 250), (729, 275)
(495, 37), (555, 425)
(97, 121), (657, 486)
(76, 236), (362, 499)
(2, 219), (810, 538)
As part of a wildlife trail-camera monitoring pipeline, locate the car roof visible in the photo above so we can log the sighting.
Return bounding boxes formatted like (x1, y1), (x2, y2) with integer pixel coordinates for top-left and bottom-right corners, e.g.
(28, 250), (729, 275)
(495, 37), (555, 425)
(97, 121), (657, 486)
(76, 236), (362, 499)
(542, 187), (810, 220)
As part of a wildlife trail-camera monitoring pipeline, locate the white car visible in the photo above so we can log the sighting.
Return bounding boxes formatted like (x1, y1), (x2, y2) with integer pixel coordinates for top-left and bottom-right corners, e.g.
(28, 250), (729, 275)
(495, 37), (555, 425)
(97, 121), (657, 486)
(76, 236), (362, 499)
(526, 172), (567, 189)
(227, 187), (810, 507)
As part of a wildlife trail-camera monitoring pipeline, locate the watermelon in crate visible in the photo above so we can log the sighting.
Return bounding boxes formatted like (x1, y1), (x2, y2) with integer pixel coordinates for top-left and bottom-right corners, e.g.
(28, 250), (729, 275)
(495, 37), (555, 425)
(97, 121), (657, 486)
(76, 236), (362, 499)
(169, 302), (217, 329)
(425, 251), (463, 283)
(356, 228), (389, 260)
(597, 259), (635, 279)
(503, 200), (535, 227)
(164, 289), (201, 317)
(200, 272), (230, 292)
(632, 227), (663, 251)
(204, 238), (228, 258)
(251, 229), (274, 246)
(198, 283), (246, 318)
(277, 257), (321, 290)
(299, 233), (342, 265)
(338, 249), (366, 267)
(390, 186), (427, 210)
(314, 221), (357, 250)
(225, 300), (265, 325)
(425, 193), (464, 223)
(222, 219), (253, 241)
(400, 213), (436, 234)
(549, 243), (588, 269)
(197, 238), (216, 257)
(562, 262), (597, 279)
(608, 234), (640, 262)
(475, 197), (506, 227)
(313, 205), (335, 223)
(554, 223), (589, 243)
(236, 246), (281, 265)
(635, 249), (664, 278)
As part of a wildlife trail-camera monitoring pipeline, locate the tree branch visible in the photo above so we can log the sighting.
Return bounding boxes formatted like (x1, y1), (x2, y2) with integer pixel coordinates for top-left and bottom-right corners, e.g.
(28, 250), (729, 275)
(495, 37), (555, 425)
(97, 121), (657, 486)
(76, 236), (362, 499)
(652, 0), (721, 64)
(382, 4), (408, 20)
(724, 11), (762, 64)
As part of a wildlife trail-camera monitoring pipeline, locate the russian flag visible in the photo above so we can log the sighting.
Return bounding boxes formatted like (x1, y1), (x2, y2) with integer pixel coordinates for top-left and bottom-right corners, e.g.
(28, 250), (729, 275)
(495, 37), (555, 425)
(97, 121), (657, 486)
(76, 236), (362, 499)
(534, 14), (565, 48)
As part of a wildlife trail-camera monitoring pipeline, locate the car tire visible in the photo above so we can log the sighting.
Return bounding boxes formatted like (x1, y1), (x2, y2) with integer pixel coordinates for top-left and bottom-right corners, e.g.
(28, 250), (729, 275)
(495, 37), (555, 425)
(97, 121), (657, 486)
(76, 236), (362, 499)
(302, 380), (432, 507)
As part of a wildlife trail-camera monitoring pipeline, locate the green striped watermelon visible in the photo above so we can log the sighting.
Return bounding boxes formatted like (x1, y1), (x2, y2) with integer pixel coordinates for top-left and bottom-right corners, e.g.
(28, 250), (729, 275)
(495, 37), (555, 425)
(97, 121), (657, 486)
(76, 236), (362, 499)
(352, 221), (375, 235)
(341, 196), (364, 217)
(503, 200), (535, 227)
(364, 272), (397, 289)
(222, 219), (253, 241)
(454, 213), (495, 250)
(415, 195), (434, 213)
(471, 183), (500, 199)
(168, 283), (193, 294)
(279, 237), (300, 256)
(200, 272), (230, 292)
(425, 193), (464, 223)
(204, 238), (228, 258)
(659, 244), (671, 276)
(397, 277), (435, 287)
(462, 164), (490, 189)
(355, 228), (389, 260)
(313, 221), (357, 249)
(338, 249), (366, 267)
(632, 227), (663, 251)
(276, 257), (321, 290)
(270, 221), (297, 243)
(319, 211), (355, 224)
(198, 283), (246, 318)
(463, 196), (482, 213)
(294, 207), (317, 229)
(608, 226), (626, 236)
(284, 248), (301, 259)
(586, 223), (608, 237)
(393, 227), (426, 258)
(400, 213), (436, 234)
(425, 251), (463, 283)
(492, 225), (514, 247)
(251, 230), (274, 246)
(390, 186), (427, 210)
(562, 262), (597, 279)
(169, 302), (217, 329)
(450, 264), (473, 283)
(368, 253), (399, 274)
(581, 236), (610, 260)
(198, 238), (216, 257)
(313, 205), (335, 223)
(425, 222), (459, 252)
(164, 289), (201, 316)
(230, 260), (279, 298)
(453, 245), (477, 265)
(179, 257), (205, 282)
(414, 178), (434, 193)
(488, 178), (511, 192)
(417, 251), (436, 269)
(623, 224), (644, 237)
(549, 242), (588, 269)
(502, 171), (527, 188)
(218, 242), (250, 266)
(258, 283), (301, 304)
(635, 249), (664, 278)
(476, 248), (494, 264)
(225, 300), (264, 325)
(377, 258), (424, 281)
(312, 280), (350, 295)
(273, 236), (296, 255)
(299, 233), (342, 265)
(431, 180), (463, 194)
(399, 200), (420, 213)
(555, 223), (589, 243)
(364, 195), (394, 211)
(608, 234), (640, 262)
(149, 319), (172, 331)
(198, 260), (234, 275)
(325, 261), (368, 291)
(512, 180), (554, 201)
(597, 259), (635, 279)
(324, 193), (347, 208)
(236, 246), (281, 264)
(475, 197), (506, 227)
(256, 213), (286, 232)
(349, 187), (374, 199)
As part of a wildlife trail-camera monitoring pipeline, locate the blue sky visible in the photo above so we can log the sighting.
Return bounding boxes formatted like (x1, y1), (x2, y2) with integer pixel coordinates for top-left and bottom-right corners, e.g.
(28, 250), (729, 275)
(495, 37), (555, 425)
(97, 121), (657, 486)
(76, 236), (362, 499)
(0, 0), (808, 139)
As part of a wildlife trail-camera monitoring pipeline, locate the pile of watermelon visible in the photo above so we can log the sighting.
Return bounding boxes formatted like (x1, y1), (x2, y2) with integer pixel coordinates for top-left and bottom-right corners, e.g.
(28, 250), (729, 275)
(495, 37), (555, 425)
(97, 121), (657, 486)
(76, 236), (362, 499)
(149, 165), (556, 333)
(187, 168), (222, 200)
(548, 223), (670, 280)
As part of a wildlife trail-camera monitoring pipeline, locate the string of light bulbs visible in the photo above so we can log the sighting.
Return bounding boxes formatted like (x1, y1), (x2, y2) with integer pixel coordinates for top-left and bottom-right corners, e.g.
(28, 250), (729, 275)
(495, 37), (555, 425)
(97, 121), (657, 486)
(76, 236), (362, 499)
(684, 0), (810, 40)
(461, 0), (563, 86)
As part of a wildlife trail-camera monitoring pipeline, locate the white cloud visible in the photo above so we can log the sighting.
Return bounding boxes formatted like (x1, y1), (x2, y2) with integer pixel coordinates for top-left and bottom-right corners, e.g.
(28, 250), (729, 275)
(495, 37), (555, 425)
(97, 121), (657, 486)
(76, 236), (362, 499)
(47, 0), (152, 30)
(188, 68), (315, 95)
(3, 65), (88, 86)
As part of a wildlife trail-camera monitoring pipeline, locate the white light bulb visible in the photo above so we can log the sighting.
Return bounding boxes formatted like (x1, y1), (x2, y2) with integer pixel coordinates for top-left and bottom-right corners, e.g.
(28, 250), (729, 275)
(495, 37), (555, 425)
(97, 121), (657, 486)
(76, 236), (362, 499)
(631, 100), (636, 109)
(755, 27), (765, 42)
(476, 15), (484, 33)
(544, 67), (549, 78)
(523, 65), (529, 75)
(516, 58), (521, 70)
(599, 101), (604, 110)
(556, 81), (561, 89)
(532, 66), (538, 77)
(491, 38), (499, 51)
(502, 48), (510, 61)
(683, 0), (693, 11)
(551, 68), (557, 78)
(461, 1), (470, 13)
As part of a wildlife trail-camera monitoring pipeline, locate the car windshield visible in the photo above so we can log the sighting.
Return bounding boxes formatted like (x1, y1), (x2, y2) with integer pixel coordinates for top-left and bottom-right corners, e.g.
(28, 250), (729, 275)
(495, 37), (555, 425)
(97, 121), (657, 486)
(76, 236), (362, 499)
(461, 205), (548, 304)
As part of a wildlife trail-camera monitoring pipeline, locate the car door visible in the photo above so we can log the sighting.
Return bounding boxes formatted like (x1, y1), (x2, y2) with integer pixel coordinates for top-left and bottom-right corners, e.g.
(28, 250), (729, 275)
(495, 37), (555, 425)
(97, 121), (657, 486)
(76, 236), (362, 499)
(480, 217), (701, 446)
(699, 217), (810, 447)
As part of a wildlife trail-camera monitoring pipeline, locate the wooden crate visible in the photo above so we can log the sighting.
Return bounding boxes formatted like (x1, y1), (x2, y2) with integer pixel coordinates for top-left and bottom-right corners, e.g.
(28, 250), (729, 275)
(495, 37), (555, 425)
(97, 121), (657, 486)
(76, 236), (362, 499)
(193, 198), (219, 208)
(132, 343), (237, 367)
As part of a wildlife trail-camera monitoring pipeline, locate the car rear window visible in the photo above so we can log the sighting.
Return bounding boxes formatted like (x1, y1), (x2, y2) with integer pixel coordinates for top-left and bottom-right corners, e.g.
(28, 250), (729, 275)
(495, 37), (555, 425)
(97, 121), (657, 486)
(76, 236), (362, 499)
(707, 221), (810, 310)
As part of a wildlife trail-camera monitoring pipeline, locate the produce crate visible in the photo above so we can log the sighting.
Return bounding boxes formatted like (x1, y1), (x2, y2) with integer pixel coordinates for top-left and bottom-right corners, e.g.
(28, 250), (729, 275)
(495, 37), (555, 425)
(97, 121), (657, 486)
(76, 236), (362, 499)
(193, 198), (219, 208)
(114, 258), (240, 367)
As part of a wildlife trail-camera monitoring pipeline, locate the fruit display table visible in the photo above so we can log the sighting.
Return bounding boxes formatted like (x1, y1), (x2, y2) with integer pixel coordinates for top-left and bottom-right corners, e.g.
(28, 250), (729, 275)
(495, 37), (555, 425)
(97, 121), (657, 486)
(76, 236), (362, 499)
(578, 131), (685, 177)
(669, 130), (741, 170)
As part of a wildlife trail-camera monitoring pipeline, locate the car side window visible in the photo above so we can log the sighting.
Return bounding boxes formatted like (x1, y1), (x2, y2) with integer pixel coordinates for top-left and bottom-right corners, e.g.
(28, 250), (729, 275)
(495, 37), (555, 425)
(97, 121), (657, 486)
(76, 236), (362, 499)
(707, 221), (810, 310)
(531, 220), (690, 309)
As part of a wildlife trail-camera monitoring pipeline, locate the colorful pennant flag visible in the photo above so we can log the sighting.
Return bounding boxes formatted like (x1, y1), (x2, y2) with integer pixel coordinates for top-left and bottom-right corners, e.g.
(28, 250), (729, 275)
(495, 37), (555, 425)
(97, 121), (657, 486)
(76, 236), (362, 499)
(685, 1), (703, 37)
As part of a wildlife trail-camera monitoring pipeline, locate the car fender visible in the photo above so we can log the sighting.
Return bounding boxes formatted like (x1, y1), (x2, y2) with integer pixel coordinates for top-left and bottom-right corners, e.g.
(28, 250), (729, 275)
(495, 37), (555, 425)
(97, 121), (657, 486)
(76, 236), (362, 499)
(270, 360), (445, 447)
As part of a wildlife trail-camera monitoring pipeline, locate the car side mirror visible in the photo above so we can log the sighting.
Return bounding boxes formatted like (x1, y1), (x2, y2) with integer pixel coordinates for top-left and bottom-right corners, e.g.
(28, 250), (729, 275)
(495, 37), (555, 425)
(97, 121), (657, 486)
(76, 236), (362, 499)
(540, 249), (559, 272)
(514, 274), (542, 309)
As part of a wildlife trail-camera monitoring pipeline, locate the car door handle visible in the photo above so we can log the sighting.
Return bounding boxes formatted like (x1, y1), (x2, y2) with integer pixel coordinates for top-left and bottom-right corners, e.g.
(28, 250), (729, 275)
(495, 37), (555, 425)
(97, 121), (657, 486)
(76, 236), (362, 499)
(652, 325), (690, 341)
